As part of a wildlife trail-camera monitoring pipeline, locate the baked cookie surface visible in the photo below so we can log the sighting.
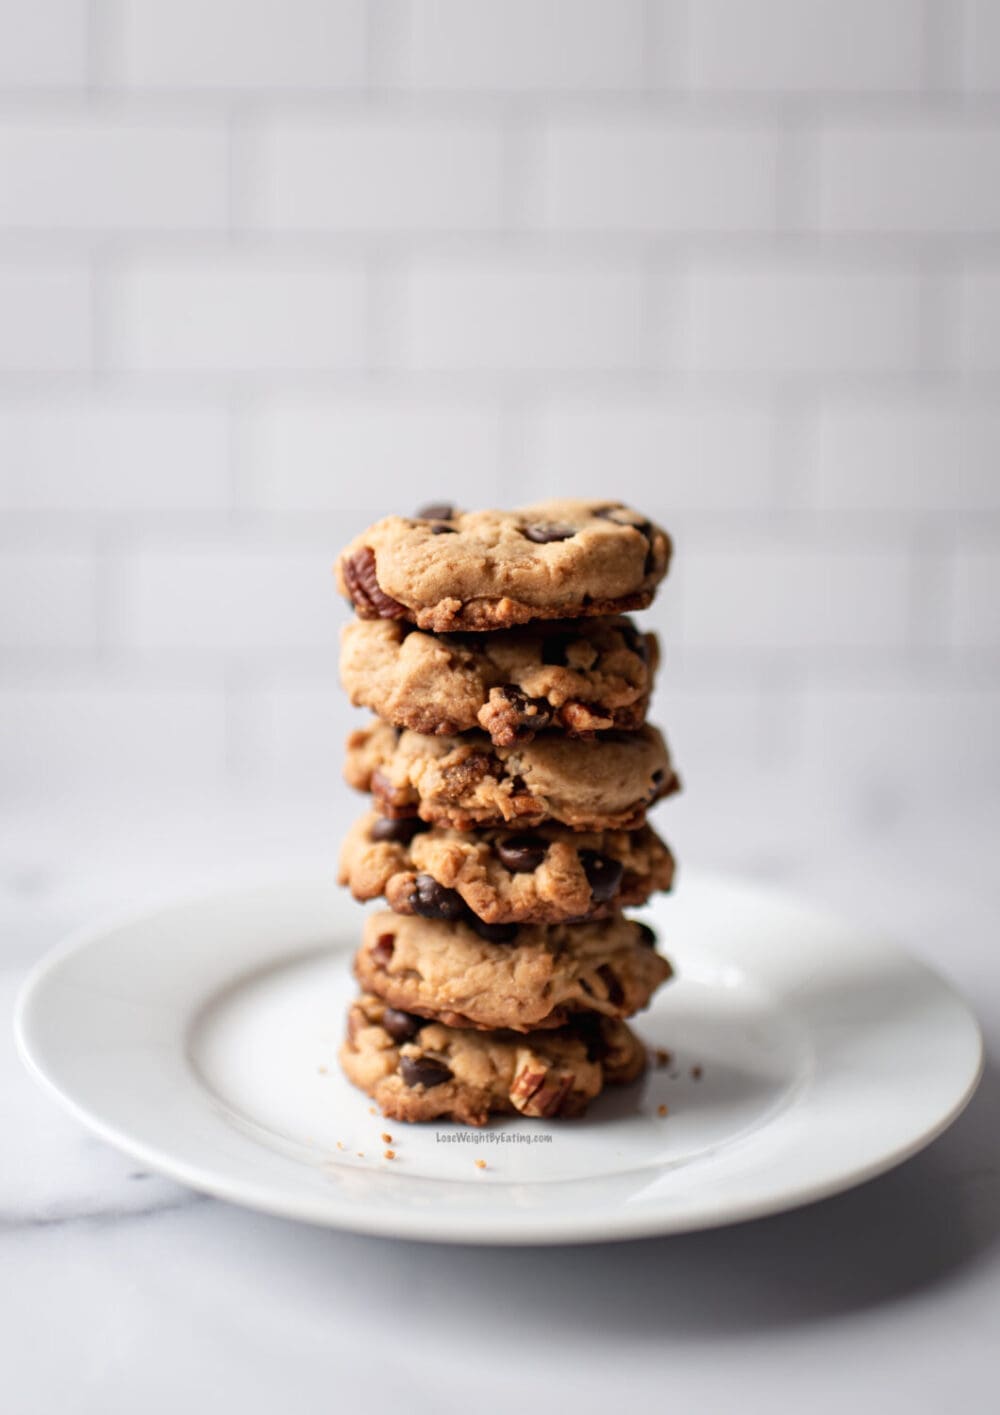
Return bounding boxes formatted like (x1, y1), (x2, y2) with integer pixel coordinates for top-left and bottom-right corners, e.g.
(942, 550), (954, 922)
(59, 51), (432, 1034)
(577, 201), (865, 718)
(340, 615), (658, 745)
(354, 909), (672, 1033)
(341, 992), (647, 1126)
(336, 500), (671, 632)
(343, 719), (678, 832)
(339, 812), (675, 924)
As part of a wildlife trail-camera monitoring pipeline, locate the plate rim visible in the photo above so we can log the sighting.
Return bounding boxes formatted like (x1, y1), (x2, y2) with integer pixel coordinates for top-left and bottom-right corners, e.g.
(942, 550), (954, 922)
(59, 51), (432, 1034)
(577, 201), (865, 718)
(13, 872), (985, 1245)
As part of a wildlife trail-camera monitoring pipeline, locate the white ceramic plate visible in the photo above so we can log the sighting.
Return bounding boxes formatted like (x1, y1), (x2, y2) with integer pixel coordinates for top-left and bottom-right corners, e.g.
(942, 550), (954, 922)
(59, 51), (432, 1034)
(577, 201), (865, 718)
(15, 873), (982, 1245)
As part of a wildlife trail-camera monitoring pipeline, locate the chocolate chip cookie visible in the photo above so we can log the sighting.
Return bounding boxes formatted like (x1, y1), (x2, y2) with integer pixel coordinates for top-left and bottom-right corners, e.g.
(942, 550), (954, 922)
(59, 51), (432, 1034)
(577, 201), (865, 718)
(354, 910), (672, 1033)
(341, 992), (647, 1126)
(340, 615), (658, 745)
(339, 812), (675, 925)
(344, 720), (678, 832)
(336, 500), (671, 632)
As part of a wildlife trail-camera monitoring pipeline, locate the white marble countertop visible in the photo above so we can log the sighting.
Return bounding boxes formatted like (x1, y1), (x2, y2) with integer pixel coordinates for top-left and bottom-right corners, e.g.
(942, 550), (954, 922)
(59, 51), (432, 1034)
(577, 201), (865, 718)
(3, 783), (998, 1414)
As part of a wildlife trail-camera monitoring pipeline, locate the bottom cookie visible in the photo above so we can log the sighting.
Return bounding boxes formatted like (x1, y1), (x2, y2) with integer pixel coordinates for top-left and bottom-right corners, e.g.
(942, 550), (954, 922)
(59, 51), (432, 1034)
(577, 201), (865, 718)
(341, 992), (648, 1127)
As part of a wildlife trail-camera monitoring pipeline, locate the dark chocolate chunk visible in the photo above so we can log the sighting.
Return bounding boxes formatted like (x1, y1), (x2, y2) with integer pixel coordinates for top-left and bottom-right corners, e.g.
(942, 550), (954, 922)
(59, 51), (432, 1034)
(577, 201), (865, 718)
(635, 922), (657, 949)
(381, 1007), (422, 1043)
(523, 521), (576, 544)
(496, 834), (547, 873)
(540, 632), (573, 666)
(399, 1055), (452, 1089)
(430, 524), (457, 535)
(342, 546), (408, 620)
(580, 850), (625, 904)
(469, 918), (518, 944)
(497, 685), (552, 735)
(415, 502), (455, 521)
(408, 873), (467, 922)
(370, 815), (429, 845)
(619, 620), (647, 660)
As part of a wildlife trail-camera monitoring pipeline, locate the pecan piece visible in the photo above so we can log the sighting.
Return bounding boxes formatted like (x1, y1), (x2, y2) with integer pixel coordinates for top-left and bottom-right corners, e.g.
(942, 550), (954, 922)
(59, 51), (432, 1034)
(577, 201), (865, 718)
(510, 1051), (575, 1117)
(342, 546), (407, 620)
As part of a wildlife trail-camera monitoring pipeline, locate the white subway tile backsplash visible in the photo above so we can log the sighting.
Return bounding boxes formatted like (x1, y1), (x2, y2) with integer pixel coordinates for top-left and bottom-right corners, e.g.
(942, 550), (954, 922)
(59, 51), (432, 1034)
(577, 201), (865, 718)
(959, 269), (1000, 371)
(526, 397), (776, 507)
(0, 2), (88, 89)
(0, 677), (227, 788)
(250, 114), (503, 231)
(678, 539), (913, 650)
(379, 0), (645, 91)
(0, 549), (96, 648)
(683, 0), (922, 92)
(0, 0), (995, 815)
(539, 119), (779, 232)
(108, 256), (368, 372)
(819, 120), (1000, 233)
(677, 261), (923, 374)
(948, 547), (1000, 648)
(0, 117), (229, 231)
(104, 0), (368, 90)
(399, 259), (644, 372)
(0, 267), (92, 371)
(0, 398), (231, 511)
(963, 0), (1000, 92)
(798, 677), (1000, 807)
(106, 538), (342, 654)
(814, 399), (1000, 510)
(242, 393), (502, 509)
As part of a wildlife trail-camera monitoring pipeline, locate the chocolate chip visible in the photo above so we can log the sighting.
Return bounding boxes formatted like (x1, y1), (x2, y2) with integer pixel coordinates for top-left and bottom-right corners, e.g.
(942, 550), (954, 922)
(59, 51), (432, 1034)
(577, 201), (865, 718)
(415, 502), (455, 521)
(619, 621), (647, 660)
(496, 834), (547, 873)
(540, 633), (572, 667)
(497, 685), (552, 734)
(580, 850), (624, 904)
(635, 922), (657, 949)
(371, 932), (395, 966)
(342, 546), (407, 620)
(572, 1013), (609, 1062)
(430, 524), (457, 535)
(469, 918), (518, 944)
(381, 1008), (422, 1043)
(523, 522), (576, 544)
(370, 815), (429, 845)
(408, 873), (468, 922)
(399, 1055), (452, 1089)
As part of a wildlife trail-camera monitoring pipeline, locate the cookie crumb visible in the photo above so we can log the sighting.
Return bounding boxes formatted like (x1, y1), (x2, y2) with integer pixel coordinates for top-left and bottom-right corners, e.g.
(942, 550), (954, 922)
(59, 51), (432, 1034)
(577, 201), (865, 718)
(691, 1065), (703, 1080)
(653, 1048), (672, 1068)
(317, 1065), (328, 1075)
(381, 1132), (392, 1144)
(368, 1106), (377, 1115)
(356, 1151), (365, 1158)
(336, 1141), (345, 1151)
(384, 1148), (396, 1161)
(475, 1158), (487, 1171)
(657, 1103), (669, 1117)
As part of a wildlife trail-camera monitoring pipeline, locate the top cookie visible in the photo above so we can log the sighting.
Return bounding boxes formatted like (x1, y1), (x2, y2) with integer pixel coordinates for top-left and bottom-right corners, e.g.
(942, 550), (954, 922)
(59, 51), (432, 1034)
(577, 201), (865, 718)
(336, 499), (671, 632)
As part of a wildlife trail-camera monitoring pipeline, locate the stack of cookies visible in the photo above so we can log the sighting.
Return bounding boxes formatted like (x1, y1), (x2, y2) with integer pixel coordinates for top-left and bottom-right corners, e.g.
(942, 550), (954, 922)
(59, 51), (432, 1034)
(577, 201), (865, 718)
(335, 500), (678, 1127)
